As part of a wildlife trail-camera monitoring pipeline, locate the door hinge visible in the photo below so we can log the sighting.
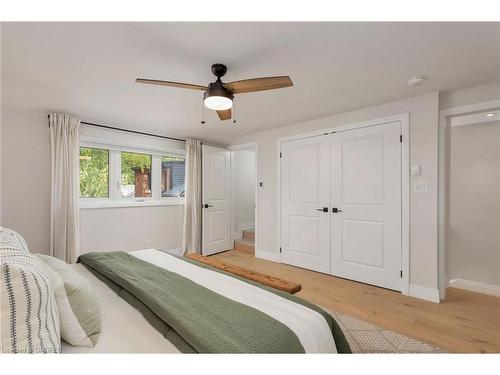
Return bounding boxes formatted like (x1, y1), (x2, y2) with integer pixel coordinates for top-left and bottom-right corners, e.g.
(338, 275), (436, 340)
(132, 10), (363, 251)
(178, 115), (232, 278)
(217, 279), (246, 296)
(400, 270), (403, 278)
(280, 247), (282, 253)
(280, 152), (282, 158)
(400, 135), (403, 143)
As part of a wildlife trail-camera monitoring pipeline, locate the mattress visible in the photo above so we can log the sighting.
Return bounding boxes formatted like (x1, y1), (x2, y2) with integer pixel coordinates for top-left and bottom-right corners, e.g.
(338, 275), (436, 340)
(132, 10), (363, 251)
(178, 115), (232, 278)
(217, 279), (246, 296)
(61, 263), (180, 353)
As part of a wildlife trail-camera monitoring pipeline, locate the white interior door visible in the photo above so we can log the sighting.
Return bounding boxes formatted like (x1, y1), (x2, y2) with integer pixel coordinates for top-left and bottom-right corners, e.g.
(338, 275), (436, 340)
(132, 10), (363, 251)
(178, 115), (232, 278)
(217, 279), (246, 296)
(280, 135), (331, 273)
(202, 145), (231, 256)
(330, 122), (402, 291)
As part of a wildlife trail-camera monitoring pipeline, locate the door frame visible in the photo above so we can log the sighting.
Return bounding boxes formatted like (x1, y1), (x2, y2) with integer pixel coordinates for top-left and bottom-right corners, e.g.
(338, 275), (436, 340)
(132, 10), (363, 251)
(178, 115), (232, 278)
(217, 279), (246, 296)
(228, 141), (258, 253)
(276, 113), (410, 295)
(438, 99), (500, 299)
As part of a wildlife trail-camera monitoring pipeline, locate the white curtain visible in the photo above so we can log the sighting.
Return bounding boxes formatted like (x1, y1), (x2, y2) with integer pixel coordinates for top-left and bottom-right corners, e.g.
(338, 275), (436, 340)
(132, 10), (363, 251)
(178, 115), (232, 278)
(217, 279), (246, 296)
(182, 139), (202, 254)
(49, 113), (81, 263)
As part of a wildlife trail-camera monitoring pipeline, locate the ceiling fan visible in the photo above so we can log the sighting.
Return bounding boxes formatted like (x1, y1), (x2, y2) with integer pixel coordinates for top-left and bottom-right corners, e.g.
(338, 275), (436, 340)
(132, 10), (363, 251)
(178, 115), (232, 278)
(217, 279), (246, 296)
(136, 63), (293, 121)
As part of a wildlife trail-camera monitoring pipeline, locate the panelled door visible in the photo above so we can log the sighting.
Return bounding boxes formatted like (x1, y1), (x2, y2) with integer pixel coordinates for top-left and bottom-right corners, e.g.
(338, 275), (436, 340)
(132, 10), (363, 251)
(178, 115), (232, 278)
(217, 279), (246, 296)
(202, 145), (231, 256)
(330, 121), (402, 291)
(280, 135), (331, 273)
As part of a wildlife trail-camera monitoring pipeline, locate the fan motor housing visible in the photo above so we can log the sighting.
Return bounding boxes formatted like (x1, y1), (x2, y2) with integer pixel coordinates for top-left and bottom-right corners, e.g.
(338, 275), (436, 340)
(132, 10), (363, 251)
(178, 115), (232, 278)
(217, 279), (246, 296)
(204, 80), (234, 101)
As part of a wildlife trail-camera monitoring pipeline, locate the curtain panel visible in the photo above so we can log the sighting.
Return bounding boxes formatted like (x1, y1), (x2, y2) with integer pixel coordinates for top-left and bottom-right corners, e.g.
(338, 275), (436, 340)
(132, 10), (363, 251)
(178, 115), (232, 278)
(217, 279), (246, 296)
(49, 113), (81, 263)
(182, 139), (202, 254)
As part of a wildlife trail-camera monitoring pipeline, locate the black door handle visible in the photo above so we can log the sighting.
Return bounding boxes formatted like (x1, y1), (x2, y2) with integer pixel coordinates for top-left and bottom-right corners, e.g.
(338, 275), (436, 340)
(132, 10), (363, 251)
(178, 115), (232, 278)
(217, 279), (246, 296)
(204, 204), (214, 208)
(316, 207), (329, 212)
(332, 207), (343, 213)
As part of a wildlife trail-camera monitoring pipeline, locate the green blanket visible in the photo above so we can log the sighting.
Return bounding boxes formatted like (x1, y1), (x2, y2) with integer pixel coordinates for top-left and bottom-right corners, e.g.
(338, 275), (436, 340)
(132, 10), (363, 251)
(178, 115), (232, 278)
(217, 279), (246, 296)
(78, 251), (351, 353)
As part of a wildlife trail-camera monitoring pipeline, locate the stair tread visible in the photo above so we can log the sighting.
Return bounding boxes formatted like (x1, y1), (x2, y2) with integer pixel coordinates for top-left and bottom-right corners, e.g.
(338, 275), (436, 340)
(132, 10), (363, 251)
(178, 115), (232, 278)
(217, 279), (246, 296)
(242, 228), (255, 241)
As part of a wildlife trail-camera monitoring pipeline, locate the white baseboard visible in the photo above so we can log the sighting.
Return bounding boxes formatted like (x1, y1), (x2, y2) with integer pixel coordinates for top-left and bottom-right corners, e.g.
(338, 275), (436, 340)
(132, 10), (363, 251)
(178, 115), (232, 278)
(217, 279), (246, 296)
(448, 278), (500, 297)
(408, 284), (441, 303)
(149, 247), (183, 256)
(255, 249), (281, 263)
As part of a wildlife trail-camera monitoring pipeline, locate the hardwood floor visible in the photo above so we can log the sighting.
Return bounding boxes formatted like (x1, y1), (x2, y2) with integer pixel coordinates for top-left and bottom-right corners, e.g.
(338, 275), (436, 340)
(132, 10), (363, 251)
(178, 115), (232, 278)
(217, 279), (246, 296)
(212, 250), (500, 353)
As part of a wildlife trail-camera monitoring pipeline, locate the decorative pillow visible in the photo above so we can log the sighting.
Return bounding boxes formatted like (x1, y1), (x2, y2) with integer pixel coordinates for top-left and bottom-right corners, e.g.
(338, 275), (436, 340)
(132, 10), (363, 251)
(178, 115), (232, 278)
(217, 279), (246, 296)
(36, 254), (101, 347)
(0, 251), (61, 353)
(0, 226), (30, 254)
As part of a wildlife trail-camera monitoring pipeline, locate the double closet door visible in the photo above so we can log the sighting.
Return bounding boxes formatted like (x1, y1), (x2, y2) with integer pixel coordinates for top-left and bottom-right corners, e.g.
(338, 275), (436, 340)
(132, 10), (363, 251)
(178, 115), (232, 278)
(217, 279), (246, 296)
(280, 121), (402, 291)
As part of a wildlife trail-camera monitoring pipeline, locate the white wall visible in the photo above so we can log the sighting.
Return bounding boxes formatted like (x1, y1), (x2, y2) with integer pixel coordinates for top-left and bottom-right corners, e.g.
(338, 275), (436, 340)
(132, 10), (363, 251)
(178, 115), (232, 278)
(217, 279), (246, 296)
(2, 110), (51, 252)
(80, 205), (184, 254)
(231, 92), (440, 296)
(231, 148), (255, 237)
(440, 82), (500, 110)
(449, 121), (500, 286)
(1, 109), (185, 255)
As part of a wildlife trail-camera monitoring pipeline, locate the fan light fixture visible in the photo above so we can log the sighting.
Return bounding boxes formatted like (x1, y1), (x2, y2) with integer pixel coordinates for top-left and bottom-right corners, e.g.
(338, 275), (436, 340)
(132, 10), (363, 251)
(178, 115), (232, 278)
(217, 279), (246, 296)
(204, 95), (233, 111)
(203, 80), (233, 111)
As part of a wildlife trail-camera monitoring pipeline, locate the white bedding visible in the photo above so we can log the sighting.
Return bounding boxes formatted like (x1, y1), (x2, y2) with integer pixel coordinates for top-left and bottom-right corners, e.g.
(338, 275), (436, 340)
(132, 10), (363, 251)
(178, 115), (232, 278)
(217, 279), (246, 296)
(63, 249), (337, 353)
(61, 263), (179, 353)
(131, 249), (337, 353)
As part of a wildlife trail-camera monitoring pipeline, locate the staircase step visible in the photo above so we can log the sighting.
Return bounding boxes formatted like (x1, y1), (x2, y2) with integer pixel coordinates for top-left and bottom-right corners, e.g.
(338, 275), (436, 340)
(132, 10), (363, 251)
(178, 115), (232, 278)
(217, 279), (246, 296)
(234, 238), (255, 255)
(242, 228), (255, 241)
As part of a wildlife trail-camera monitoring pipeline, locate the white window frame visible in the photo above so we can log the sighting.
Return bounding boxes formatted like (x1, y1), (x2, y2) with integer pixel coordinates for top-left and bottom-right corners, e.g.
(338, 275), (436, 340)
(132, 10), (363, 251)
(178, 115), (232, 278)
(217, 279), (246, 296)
(79, 140), (185, 209)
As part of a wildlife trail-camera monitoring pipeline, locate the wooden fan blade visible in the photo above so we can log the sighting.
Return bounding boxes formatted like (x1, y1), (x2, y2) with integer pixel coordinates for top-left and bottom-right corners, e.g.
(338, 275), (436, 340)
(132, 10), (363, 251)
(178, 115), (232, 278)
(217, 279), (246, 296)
(216, 109), (232, 121)
(224, 76), (293, 94)
(136, 78), (207, 91)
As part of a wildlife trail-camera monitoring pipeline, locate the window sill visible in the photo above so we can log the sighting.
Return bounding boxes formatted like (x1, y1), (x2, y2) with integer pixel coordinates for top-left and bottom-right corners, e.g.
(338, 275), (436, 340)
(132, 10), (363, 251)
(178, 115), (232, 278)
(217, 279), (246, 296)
(79, 198), (184, 209)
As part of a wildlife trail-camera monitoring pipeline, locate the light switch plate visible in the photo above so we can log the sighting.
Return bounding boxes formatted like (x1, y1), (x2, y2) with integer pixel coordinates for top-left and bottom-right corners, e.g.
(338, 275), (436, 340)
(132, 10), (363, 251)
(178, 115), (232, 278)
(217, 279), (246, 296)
(414, 182), (428, 193)
(411, 165), (421, 176)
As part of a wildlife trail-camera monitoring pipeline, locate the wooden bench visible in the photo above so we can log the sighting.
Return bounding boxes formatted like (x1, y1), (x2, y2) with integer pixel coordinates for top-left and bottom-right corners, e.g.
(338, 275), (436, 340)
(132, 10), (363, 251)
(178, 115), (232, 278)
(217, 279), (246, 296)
(186, 253), (302, 294)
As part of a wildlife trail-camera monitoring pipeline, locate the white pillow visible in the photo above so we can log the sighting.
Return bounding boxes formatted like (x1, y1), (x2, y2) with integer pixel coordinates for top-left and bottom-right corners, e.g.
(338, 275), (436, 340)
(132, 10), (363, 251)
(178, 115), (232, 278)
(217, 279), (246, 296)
(37, 254), (101, 347)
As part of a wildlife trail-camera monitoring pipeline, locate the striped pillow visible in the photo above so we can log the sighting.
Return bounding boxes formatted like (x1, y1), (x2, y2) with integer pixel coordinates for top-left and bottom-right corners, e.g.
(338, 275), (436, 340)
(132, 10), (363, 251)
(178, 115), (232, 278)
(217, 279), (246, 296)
(1, 252), (61, 353)
(1, 227), (61, 353)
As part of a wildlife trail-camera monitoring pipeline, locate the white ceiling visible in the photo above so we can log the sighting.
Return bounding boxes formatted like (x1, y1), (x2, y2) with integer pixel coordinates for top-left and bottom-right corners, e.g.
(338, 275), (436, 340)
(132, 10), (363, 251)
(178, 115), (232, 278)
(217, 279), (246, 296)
(2, 22), (499, 144)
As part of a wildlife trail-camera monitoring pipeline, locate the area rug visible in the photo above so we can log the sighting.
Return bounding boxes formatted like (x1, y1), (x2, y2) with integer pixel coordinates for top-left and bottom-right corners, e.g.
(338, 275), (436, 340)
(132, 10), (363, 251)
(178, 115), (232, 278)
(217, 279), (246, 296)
(325, 309), (442, 353)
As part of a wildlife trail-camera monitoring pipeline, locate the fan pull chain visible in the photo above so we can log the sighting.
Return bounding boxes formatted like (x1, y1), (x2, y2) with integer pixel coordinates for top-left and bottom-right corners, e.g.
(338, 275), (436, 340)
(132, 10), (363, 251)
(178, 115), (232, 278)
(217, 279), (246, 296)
(201, 98), (206, 125)
(232, 99), (237, 124)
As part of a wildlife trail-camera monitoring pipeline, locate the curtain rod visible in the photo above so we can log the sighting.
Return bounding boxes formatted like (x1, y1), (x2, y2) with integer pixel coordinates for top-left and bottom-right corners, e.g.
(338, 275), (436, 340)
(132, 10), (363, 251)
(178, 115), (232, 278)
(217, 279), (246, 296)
(47, 115), (186, 143)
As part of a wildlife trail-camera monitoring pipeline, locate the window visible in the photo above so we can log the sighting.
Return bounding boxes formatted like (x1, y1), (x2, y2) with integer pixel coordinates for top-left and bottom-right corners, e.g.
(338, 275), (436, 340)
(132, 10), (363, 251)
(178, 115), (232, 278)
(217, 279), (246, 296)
(79, 147), (109, 198)
(161, 156), (185, 197)
(121, 152), (152, 198)
(79, 143), (185, 208)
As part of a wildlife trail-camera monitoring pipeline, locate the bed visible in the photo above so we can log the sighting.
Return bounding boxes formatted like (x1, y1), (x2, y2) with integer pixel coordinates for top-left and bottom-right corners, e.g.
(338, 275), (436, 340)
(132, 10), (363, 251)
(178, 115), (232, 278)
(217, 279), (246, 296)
(71, 249), (351, 354)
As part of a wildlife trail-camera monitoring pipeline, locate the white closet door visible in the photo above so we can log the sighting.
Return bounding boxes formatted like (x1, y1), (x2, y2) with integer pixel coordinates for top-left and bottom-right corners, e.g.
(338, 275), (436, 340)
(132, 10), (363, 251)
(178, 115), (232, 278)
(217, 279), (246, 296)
(330, 121), (402, 291)
(280, 135), (331, 273)
(202, 145), (231, 256)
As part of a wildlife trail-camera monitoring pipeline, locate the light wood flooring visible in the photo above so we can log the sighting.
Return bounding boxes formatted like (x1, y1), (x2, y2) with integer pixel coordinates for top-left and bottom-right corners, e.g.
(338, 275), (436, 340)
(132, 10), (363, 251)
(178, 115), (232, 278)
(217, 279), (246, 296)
(211, 250), (500, 353)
